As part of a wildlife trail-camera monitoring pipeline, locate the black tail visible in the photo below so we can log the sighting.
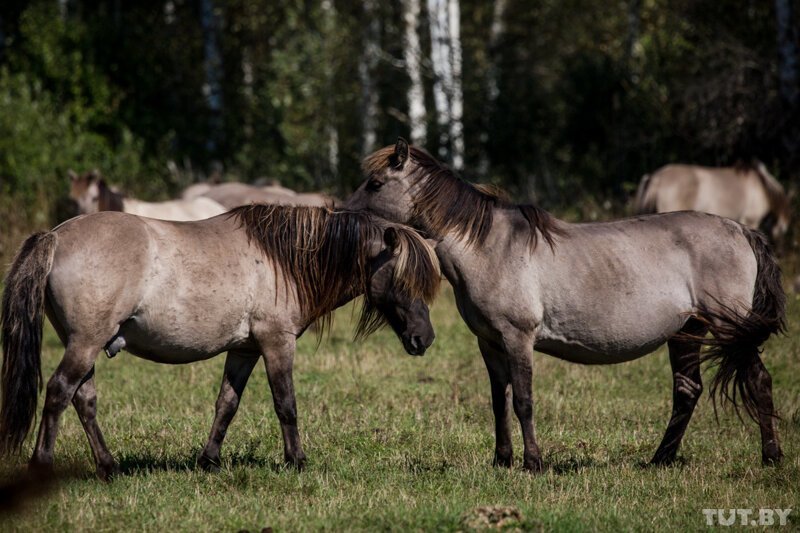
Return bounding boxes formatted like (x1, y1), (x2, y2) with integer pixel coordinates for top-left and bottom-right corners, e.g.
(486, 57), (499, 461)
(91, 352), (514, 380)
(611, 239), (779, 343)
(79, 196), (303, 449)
(694, 229), (786, 421)
(1, 232), (58, 454)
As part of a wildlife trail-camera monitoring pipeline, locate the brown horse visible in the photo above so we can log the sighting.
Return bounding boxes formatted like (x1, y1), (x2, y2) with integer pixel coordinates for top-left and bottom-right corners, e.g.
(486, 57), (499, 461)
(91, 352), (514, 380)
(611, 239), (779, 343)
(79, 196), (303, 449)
(347, 139), (785, 472)
(634, 162), (792, 242)
(0, 205), (440, 479)
(69, 170), (227, 221)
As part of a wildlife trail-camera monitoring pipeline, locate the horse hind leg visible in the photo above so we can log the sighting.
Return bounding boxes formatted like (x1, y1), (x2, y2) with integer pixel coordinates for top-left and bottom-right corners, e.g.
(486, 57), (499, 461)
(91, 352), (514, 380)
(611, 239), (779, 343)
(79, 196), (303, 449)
(30, 340), (99, 473)
(72, 367), (118, 480)
(745, 354), (782, 464)
(650, 321), (705, 465)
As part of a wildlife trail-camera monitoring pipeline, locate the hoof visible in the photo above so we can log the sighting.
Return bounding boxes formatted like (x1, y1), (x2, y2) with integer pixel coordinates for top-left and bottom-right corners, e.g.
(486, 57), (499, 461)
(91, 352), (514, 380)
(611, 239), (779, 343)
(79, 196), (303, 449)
(285, 455), (307, 471)
(28, 459), (54, 478)
(522, 456), (544, 474)
(762, 443), (783, 466)
(97, 462), (120, 482)
(492, 451), (513, 468)
(197, 453), (221, 473)
(649, 451), (677, 467)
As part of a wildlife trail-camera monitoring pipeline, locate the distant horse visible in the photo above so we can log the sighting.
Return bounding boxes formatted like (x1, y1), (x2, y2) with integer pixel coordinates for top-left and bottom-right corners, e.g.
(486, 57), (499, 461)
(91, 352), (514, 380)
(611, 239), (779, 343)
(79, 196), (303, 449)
(69, 170), (227, 221)
(347, 139), (785, 471)
(0, 205), (440, 479)
(634, 162), (792, 243)
(182, 181), (338, 209)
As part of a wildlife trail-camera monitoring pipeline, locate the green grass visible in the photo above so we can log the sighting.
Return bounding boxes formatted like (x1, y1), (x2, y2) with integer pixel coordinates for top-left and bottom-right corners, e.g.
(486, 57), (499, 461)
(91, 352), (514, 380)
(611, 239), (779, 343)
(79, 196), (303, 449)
(1, 285), (799, 531)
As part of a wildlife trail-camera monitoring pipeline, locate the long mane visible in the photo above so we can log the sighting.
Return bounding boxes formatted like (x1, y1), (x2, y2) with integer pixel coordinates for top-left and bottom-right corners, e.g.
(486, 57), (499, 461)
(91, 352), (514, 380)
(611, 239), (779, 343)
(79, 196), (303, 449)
(364, 146), (563, 251)
(228, 204), (440, 336)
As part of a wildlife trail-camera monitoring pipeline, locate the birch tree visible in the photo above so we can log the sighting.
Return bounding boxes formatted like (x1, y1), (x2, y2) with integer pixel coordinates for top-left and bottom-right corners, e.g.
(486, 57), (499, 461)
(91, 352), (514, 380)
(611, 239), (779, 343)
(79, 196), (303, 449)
(426, 0), (464, 169)
(447, 0), (464, 169)
(359, 0), (380, 155)
(403, 0), (427, 145)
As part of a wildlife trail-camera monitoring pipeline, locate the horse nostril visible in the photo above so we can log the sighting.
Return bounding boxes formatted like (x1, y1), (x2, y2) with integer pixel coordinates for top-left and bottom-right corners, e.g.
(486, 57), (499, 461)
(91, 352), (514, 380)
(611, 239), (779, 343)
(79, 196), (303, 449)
(411, 335), (422, 351)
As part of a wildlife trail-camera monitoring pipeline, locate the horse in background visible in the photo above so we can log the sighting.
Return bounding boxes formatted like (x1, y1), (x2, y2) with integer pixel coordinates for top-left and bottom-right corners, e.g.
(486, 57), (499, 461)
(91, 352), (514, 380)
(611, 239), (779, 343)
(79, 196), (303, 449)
(182, 181), (338, 209)
(69, 170), (226, 221)
(1, 205), (440, 479)
(634, 162), (792, 243)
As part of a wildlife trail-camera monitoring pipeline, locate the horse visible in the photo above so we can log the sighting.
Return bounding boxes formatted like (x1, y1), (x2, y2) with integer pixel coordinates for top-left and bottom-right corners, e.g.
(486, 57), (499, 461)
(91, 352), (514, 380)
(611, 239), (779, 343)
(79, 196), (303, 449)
(634, 162), (792, 243)
(0, 205), (440, 480)
(69, 170), (227, 221)
(182, 181), (338, 209)
(346, 139), (786, 472)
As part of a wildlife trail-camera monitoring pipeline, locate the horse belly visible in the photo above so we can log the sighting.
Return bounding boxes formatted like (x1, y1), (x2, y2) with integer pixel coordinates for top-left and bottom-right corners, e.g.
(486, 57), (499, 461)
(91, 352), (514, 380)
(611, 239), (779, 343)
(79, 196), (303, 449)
(119, 309), (253, 364)
(536, 293), (689, 364)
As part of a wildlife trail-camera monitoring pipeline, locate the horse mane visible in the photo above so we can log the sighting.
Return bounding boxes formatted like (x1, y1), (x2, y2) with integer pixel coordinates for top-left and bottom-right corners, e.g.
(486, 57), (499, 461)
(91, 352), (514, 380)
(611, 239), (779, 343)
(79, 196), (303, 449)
(363, 146), (563, 251)
(228, 204), (440, 336)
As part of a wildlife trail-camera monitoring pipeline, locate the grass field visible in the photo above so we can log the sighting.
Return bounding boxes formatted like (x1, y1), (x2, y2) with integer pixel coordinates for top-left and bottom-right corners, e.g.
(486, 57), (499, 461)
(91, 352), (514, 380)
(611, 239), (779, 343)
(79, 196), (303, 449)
(1, 283), (798, 531)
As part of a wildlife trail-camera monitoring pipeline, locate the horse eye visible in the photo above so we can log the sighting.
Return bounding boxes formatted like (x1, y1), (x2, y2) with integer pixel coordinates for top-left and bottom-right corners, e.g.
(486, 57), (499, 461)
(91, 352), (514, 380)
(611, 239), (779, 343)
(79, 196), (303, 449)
(366, 179), (384, 192)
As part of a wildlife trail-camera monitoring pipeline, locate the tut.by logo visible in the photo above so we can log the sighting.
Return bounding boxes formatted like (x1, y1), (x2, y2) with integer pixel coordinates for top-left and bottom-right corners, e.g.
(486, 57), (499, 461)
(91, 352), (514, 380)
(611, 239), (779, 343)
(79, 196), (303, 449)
(702, 509), (792, 526)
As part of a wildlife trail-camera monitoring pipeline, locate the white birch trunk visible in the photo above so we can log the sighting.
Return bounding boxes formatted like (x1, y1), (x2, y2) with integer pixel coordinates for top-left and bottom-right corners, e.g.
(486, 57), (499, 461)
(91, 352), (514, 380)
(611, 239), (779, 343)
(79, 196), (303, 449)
(403, 0), (427, 145)
(447, 0), (464, 169)
(428, 0), (453, 161)
(359, 0), (380, 155)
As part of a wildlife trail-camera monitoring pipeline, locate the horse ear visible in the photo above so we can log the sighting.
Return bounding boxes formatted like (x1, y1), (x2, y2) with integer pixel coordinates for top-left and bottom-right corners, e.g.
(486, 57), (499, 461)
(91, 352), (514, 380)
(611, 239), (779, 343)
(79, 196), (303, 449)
(393, 137), (409, 169)
(383, 227), (399, 250)
(67, 169), (78, 181)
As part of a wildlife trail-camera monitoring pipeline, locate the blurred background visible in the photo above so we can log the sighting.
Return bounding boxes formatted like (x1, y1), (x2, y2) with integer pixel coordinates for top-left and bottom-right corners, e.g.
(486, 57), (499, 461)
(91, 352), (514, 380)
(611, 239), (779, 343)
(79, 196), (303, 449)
(1, 0), (799, 259)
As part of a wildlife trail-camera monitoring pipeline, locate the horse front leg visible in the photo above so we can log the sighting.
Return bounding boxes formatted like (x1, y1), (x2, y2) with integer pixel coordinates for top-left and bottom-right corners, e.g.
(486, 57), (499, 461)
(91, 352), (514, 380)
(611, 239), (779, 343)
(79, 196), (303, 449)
(198, 350), (259, 472)
(257, 333), (306, 469)
(478, 338), (513, 467)
(71, 367), (118, 481)
(504, 332), (543, 473)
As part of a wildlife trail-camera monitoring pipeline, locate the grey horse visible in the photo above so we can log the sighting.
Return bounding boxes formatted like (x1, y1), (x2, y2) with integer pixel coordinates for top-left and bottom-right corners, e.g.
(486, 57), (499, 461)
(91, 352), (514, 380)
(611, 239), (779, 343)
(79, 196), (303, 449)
(347, 139), (785, 472)
(1, 205), (440, 479)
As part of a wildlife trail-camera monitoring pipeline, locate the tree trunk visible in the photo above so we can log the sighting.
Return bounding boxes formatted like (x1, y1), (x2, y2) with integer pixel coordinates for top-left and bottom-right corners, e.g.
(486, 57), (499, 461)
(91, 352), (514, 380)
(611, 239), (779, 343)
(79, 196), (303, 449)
(403, 0), (427, 146)
(427, 0), (453, 162)
(200, 0), (224, 158)
(447, 0), (464, 170)
(359, 0), (380, 155)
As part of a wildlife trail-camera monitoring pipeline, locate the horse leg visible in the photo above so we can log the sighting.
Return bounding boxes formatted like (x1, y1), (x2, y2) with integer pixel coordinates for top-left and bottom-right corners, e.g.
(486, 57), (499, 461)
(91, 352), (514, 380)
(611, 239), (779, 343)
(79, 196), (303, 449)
(198, 350), (259, 472)
(72, 367), (118, 480)
(650, 324), (704, 465)
(257, 334), (306, 469)
(746, 355), (783, 464)
(504, 332), (543, 472)
(478, 338), (513, 467)
(30, 341), (98, 473)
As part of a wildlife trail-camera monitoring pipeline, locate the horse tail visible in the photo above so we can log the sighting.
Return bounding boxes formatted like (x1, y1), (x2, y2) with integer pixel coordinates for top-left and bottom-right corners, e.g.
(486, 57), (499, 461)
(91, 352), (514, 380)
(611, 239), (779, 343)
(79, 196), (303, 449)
(633, 173), (656, 214)
(695, 228), (785, 421)
(1, 232), (58, 454)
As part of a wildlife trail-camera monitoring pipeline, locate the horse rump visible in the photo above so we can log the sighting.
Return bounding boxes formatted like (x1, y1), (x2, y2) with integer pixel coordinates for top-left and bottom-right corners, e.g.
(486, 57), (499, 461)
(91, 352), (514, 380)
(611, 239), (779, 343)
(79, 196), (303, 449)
(687, 229), (785, 422)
